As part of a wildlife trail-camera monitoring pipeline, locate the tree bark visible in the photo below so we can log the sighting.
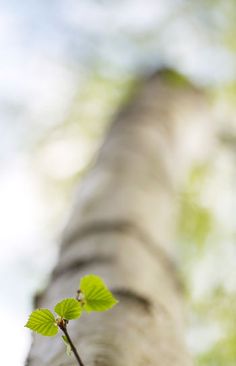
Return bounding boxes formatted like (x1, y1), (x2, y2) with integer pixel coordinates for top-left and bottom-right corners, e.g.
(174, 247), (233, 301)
(26, 69), (212, 366)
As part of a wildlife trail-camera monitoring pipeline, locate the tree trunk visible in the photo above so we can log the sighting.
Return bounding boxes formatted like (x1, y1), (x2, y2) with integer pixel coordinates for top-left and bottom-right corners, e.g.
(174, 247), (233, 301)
(26, 69), (212, 366)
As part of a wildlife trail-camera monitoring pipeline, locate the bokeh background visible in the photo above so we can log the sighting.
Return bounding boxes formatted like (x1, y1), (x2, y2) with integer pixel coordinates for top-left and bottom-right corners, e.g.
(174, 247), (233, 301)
(1, 1), (236, 365)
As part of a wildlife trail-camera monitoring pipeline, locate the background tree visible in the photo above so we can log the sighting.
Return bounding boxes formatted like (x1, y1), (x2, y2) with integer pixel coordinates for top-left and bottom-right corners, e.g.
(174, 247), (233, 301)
(26, 70), (213, 366)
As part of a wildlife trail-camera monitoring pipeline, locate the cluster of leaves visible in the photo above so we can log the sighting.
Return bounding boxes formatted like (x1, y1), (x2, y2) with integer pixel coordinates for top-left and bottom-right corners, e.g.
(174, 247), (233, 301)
(25, 274), (118, 338)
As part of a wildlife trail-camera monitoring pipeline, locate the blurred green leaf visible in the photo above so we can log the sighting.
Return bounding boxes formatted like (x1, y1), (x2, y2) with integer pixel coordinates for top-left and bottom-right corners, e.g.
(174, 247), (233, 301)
(62, 335), (72, 356)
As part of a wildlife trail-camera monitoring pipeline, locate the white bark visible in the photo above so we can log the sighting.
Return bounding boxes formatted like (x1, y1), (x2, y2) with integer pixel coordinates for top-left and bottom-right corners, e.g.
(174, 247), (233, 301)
(26, 70), (212, 366)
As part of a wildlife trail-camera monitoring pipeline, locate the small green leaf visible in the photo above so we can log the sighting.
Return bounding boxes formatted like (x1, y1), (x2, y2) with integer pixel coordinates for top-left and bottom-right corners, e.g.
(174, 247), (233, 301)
(25, 309), (58, 336)
(79, 274), (118, 312)
(62, 335), (72, 356)
(54, 298), (82, 320)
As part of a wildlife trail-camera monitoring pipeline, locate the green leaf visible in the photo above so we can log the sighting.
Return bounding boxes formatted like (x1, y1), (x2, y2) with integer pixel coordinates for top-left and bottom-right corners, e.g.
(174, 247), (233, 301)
(79, 274), (118, 312)
(54, 298), (82, 320)
(25, 309), (58, 336)
(62, 335), (72, 356)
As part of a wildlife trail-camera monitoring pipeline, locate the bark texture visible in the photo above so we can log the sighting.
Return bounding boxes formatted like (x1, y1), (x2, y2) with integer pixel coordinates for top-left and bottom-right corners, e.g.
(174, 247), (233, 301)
(26, 70), (212, 366)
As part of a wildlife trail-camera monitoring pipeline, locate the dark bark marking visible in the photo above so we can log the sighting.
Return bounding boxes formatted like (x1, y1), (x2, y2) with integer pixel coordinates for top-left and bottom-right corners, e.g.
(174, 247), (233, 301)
(52, 256), (112, 280)
(112, 288), (152, 312)
(61, 220), (182, 291)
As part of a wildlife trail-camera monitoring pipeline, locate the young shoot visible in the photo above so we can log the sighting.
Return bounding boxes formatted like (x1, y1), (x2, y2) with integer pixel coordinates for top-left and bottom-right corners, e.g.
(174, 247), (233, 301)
(25, 274), (118, 366)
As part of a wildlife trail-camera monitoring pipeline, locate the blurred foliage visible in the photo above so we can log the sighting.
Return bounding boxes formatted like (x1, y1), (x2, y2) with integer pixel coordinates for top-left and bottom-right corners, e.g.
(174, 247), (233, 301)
(178, 165), (213, 250)
(62, 71), (136, 137)
(33, 70), (137, 229)
(195, 288), (236, 366)
(199, 336), (236, 366)
(177, 157), (236, 365)
(158, 68), (194, 88)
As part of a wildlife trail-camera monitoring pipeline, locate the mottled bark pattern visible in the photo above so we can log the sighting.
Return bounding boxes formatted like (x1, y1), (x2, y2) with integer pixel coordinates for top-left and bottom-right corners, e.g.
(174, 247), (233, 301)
(27, 70), (212, 366)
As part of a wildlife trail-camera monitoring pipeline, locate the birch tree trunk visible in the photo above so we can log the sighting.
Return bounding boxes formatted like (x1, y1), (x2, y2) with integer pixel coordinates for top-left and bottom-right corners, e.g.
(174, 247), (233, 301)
(26, 69), (212, 366)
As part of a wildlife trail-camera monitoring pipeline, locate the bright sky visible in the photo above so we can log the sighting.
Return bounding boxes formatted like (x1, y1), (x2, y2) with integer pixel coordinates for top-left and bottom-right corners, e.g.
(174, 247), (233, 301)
(0, 156), (60, 364)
